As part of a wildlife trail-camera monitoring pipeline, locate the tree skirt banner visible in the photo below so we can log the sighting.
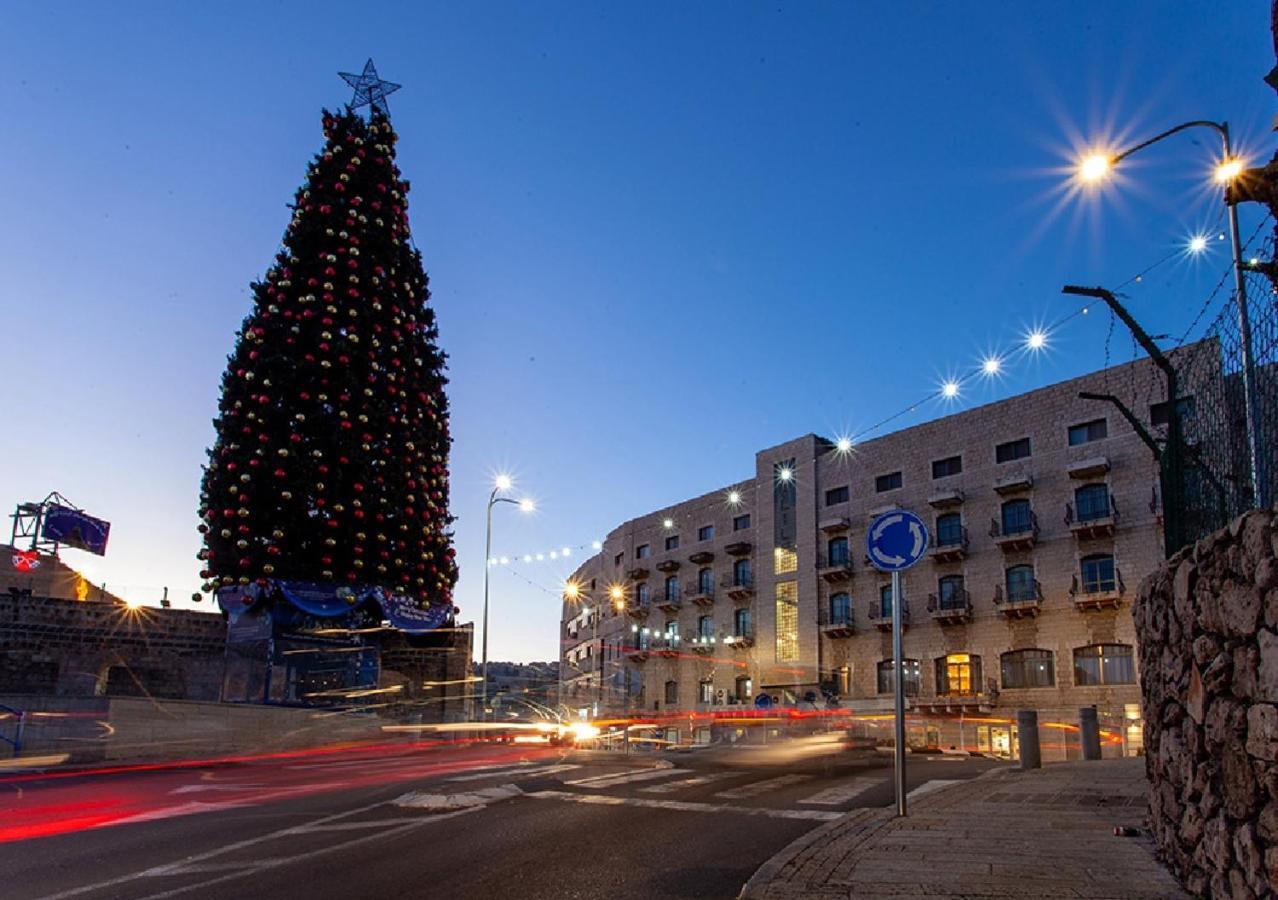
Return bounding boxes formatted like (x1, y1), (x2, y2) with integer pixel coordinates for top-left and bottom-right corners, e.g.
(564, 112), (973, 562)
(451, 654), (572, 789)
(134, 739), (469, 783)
(217, 581), (451, 634)
(274, 580), (362, 618)
(375, 589), (451, 633)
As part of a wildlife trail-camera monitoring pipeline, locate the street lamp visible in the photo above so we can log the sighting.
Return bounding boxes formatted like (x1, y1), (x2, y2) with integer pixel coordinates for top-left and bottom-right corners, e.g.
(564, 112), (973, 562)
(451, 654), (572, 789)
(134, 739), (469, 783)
(1074, 120), (1265, 508)
(481, 475), (534, 719)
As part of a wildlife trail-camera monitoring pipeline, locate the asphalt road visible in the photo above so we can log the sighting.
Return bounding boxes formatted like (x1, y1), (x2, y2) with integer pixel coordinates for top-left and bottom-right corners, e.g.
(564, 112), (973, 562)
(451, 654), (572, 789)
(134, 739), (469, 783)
(0, 743), (1001, 900)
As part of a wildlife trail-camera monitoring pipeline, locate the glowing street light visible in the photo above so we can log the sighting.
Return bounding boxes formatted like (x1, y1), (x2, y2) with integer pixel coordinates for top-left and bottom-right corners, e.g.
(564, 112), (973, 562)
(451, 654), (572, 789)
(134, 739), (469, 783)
(1026, 329), (1048, 351)
(481, 474), (536, 718)
(727, 490), (741, 505)
(518, 498), (535, 513)
(1188, 235), (1209, 254)
(1077, 152), (1113, 184)
(494, 473), (513, 492)
(981, 355), (1002, 377)
(835, 436), (853, 454)
(563, 580), (581, 601)
(662, 517), (674, 529)
(1214, 157), (1244, 184)
(941, 380), (960, 399)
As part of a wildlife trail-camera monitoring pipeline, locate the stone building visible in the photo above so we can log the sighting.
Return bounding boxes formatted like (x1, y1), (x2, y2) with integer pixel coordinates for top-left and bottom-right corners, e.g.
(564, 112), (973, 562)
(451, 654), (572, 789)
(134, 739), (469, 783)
(560, 355), (1194, 756)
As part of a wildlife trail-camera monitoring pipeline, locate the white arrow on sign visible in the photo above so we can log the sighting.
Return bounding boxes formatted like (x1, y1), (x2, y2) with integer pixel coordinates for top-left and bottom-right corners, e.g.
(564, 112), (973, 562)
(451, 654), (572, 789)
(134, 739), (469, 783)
(870, 513), (906, 566)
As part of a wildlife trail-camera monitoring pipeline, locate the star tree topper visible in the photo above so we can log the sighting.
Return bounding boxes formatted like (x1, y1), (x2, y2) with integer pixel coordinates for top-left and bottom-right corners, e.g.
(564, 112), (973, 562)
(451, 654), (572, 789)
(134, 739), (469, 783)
(339, 58), (402, 116)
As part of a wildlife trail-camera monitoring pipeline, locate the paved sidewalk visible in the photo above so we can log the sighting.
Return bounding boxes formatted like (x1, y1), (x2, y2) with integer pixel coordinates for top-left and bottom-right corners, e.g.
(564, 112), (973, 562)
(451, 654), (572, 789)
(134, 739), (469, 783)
(740, 758), (1188, 899)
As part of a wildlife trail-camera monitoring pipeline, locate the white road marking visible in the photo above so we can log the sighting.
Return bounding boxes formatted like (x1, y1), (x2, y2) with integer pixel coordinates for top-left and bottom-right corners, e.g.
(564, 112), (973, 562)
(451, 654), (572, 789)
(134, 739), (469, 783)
(638, 772), (737, 794)
(446, 763), (579, 782)
(104, 786), (320, 826)
(798, 776), (880, 806)
(393, 784), (523, 810)
(563, 768), (693, 788)
(293, 817), (442, 833)
(714, 774), (812, 799)
(169, 783), (268, 794)
(906, 779), (961, 801)
(527, 789), (841, 821)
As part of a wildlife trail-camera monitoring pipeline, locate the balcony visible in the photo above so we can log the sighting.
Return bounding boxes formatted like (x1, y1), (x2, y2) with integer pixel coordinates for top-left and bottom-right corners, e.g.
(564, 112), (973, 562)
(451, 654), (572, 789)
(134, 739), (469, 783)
(652, 636), (680, 658)
(1071, 570), (1125, 611)
(866, 602), (909, 632)
(927, 489), (965, 509)
(819, 516), (851, 534)
(656, 591), (682, 613)
(929, 527), (969, 563)
(1066, 496), (1119, 540)
(722, 574), (754, 601)
(821, 613), (855, 638)
(1067, 456), (1111, 479)
(993, 474), (1033, 495)
(724, 541), (752, 556)
(915, 689), (997, 714)
(990, 512), (1039, 552)
(625, 566), (649, 581)
(689, 550), (714, 565)
(624, 643), (650, 662)
(625, 602), (650, 620)
(724, 629), (755, 649)
(685, 582), (715, 607)
(927, 590), (972, 624)
(817, 553), (854, 583)
(993, 582), (1042, 619)
(689, 635), (715, 654)
(656, 559), (680, 574)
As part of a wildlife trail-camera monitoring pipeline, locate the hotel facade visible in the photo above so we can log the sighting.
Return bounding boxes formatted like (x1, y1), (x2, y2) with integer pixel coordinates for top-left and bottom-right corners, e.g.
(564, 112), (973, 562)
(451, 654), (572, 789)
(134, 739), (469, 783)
(559, 356), (1185, 756)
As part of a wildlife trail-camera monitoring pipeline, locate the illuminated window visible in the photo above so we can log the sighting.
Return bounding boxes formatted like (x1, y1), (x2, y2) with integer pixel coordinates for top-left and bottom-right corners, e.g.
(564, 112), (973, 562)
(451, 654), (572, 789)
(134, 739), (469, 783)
(774, 546), (798, 575)
(876, 659), (920, 695)
(835, 665), (851, 696)
(936, 653), (980, 696)
(1073, 644), (1134, 685)
(775, 581), (799, 662)
(698, 680), (714, 703)
(734, 675), (752, 701)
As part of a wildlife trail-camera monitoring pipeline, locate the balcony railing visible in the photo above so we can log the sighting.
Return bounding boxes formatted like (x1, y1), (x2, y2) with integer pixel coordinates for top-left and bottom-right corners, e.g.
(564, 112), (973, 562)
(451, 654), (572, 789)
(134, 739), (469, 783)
(625, 601), (650, 619)
(656, 589), (682, 612)
(625, 566), (649, 581)
(821, 608), (855, 638)
(721, 574), (754, 600)
(866, 601), (910, 631)
(993, 581), (1042, 618)
(929, 526), (969, 562)
(1065, 495), (1120, 539)
(927, 588), (972, 624)
(1070, 568), (1126, 610)
(724, 627), (755, 648)
(685, 580), (716, 606)
(817, 552), (854, 582)
(989, 511), (1039, 551)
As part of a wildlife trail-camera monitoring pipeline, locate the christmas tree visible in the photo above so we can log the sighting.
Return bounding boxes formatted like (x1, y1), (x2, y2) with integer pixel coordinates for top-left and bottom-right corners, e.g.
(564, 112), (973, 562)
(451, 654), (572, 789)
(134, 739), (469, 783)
(198, 64), (458, 610)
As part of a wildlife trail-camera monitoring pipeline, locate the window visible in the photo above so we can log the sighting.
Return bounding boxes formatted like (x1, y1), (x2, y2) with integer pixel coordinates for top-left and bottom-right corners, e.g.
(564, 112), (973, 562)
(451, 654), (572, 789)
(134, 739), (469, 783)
(636, 583), (650, 606)
(996, 437), (1032, 463)
(1080, 553), (1116, 593)
(937, 574), (965, 609)
(1001, 498), (1032, 535)
(699, 680), (714, 704)
(878, 583), (903, 617)
(733, 514), (751, 531)
(735, 674), (752, 701)
(877, 659), (920, 696)
(1073, 644), (1135, 685)
(931, 455), (962, 479)
(936, 653), (981, 695)
(1075, 484), (1111, 521)
(829, 592), (851, 625)
(1150, 397), (1195, 427)
(636, 627), (650, 650)
(1001, 649), (1055, 689)
(665, 535), (680, 551)
(698, 524), (714, 541)
(774, 546), (798, 574)
(614, 552), (623, 567)
(1005, 565), (1036, 603)
(826, 536), (849, 566)
(935, 512), (963, 547)
(733, 557), (752, 587)
(664, 680), (678, 705)
(697, 567), (713, 594)
(825, 485), (849, 506)
(775, 581), (798, 661)
(1068, 418), (1108, 446)
(875, 471), (903, 493)
(697, 615), (713, 640)
(636, 544), (650, 559)
(664, 620), (678, 638)
(733, 607), (752, 638)
(664, 575), (679, 602)
(835, 665), (851, 696)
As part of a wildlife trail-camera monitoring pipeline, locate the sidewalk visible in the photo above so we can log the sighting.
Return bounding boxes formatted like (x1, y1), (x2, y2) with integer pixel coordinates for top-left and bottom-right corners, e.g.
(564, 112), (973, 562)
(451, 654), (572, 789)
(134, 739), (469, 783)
(740, 758), (1188, 900)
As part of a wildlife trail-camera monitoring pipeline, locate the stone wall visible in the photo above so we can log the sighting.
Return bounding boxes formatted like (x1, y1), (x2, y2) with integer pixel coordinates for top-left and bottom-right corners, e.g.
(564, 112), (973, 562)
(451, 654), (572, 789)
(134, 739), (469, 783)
(1133, 507), (1278, 898)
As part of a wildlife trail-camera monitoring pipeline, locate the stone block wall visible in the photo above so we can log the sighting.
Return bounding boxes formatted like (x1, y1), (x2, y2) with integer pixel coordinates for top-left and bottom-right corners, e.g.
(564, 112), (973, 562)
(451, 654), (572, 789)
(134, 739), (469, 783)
(1133, 507), (1278, 898)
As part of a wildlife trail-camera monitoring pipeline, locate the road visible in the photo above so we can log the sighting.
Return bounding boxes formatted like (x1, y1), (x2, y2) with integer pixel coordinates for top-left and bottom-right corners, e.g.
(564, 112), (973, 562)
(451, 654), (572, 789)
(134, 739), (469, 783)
(0, 742), (1001, 899)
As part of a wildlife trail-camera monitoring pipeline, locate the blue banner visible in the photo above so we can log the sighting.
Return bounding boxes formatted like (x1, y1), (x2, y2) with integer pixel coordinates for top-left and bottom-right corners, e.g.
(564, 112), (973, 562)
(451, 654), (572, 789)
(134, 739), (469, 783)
(275, 580), (362, 618)
(377, 590), (452, 633)
(42, 505), (111, 555)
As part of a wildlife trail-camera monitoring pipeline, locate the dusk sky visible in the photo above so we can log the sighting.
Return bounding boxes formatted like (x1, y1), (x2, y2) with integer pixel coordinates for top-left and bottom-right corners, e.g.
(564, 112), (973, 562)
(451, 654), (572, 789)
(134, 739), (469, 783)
(1, 2), (1273, 663)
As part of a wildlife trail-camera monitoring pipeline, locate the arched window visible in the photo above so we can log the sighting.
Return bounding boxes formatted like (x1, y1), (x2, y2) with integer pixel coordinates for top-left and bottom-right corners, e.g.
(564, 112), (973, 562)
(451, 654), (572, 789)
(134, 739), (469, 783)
(698, 567), (713, 594)
(697, 615), (713, 640)
(733, 557), (752, 587)
(733, 607), (752, 638)
(829, 592), (851, 625)
(1075, 483), (1111, 522)
(935, 653), (981, 695)
(827, 536), (850, 566)
(937, 574), (965, 609)
(876, 659), (920, 695)
(636, 583), (650, 606)
(664, 680), (678, 705)
(664, 575), (679, 602)
(935, 512), (963, 547)
(1001, 498), (1032, 535)
(1005, 564), (1036, 603)
(1073, 644), (1134, 685)
(878, 583), (903, 616)
(1001, 649), (1055, 688)
(1080, 554), (1116, 593)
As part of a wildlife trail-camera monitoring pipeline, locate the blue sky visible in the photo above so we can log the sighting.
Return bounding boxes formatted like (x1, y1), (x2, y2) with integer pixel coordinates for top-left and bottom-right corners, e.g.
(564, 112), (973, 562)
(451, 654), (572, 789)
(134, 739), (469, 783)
(1, 2), (1273, 662)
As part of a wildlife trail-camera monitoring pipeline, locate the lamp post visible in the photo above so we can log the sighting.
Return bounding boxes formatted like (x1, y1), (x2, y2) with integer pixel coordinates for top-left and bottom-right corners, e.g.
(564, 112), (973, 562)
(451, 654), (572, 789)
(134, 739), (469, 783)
(480, 476), (534, 720)
(1077, 120), (1266, 509)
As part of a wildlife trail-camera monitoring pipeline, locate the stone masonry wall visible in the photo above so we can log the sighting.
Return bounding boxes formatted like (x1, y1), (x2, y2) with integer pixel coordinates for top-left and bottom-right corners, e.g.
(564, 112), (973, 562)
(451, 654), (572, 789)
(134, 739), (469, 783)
(1134, 507), (1278, 899)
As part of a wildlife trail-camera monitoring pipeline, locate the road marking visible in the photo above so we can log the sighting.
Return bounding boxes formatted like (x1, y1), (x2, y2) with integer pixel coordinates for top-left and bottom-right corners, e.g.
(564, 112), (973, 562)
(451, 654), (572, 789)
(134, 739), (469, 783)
(906, 779), (961, 801)
(446, 763), (579, 782)
(563, 768), (693, 788)
(638, 772), (737, 794)
(393, 784), (523, 810)
(526, 789), (841, 821)
(798, 776), (880, 806)
(292, 818), (441, 833)
(104, 786), (320, 826)
(714, 774), (812, 799)
(170, 783), (267, 794)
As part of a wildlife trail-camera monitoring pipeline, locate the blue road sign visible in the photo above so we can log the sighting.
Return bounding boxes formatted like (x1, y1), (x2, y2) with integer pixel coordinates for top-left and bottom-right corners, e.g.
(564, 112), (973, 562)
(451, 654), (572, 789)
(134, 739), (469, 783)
(866, 509), (929, 572)
(754, 693), (773, 709)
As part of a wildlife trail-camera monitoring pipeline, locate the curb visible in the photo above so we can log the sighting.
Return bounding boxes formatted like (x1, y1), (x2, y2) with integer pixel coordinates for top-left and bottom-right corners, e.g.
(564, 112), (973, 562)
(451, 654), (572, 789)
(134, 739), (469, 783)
(738, 766), (1012, 900)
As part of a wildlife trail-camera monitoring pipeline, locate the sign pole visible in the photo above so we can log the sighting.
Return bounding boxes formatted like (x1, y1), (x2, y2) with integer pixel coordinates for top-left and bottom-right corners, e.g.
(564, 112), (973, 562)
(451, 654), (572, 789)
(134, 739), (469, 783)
(892, 568), (906, 817)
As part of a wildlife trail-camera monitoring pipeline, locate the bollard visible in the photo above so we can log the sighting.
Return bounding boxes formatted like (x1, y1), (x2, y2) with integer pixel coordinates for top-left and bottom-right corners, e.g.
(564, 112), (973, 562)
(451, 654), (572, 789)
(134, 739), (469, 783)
(1017, 709), (1041, 769)
(1079, 706), (1102, 760)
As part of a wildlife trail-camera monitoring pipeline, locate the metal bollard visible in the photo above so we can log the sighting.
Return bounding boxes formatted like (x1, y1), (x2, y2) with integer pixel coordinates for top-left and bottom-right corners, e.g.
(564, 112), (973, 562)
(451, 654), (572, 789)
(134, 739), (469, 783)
(1079, 706), (1102, 760)
(1017, 709), (1041, 769)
